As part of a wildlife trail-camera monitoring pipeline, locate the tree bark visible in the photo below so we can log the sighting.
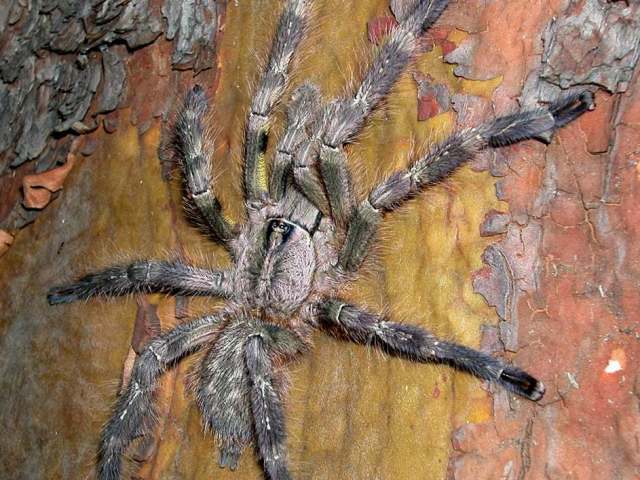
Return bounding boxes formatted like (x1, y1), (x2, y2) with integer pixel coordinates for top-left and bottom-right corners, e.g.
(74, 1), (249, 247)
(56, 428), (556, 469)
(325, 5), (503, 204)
(0, 1), (638, 479)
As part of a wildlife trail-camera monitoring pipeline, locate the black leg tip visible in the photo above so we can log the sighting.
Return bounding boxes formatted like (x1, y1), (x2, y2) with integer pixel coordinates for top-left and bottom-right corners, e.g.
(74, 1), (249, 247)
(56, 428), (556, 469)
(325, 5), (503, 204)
(549, 90), (595, 129)
(499, 366), (545, 401)
(528, 379), (546, 402)
(47, 286), (79, 305)
(578, 90), (596, 111)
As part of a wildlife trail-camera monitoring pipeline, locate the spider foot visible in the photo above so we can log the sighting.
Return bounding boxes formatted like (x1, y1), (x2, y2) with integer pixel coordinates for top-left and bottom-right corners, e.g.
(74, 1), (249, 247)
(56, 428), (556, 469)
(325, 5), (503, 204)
(482, 91), (594, 149)
(47, 284), (82, 305)
(499, 366), (545, 401)
(219, 448), (240, 470)
(535, 90), (595, 143)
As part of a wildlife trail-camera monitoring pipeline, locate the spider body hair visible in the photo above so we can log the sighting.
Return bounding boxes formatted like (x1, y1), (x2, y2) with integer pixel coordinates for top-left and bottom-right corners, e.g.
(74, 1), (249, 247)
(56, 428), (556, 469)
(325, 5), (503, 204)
(47, 0), (594, 478)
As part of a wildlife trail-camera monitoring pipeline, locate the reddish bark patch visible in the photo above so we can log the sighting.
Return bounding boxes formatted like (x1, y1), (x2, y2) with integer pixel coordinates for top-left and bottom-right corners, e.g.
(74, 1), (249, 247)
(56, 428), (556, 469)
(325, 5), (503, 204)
(131, 295), (162, 354)
(448, 0), (640, 478)
(22, 154), (77, 210)
(413, 71), (450, 120)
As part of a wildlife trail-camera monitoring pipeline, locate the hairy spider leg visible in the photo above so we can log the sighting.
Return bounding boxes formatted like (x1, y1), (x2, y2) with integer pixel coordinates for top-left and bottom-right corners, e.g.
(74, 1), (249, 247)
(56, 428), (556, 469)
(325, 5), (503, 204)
(316, 145), (352, 226)
(173, 86), (236, 247)
(292, 138), (331, 214)
(245, 335), (292, 480)
(244, 0), (312, 202)
(271, 0), (450, 225)
(98, 314), (226, 480)
(194, 320), (303, 476)
(270, 82), (331, 215)
(47, 260), (233, 304)
(310, 0), (450, 227)
(338, 92), (595, 272)
(318, 300), (545, 401)
(270, 83), (322, 201)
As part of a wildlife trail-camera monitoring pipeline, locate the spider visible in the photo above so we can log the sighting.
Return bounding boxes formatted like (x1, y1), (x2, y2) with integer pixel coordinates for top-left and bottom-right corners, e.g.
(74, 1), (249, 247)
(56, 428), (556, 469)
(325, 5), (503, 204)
(47, 0), (594, 479)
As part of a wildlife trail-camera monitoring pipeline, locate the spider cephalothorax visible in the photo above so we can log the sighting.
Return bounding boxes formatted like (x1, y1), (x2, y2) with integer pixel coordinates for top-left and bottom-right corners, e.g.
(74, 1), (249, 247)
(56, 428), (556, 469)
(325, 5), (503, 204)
(47, 0), (594, 479)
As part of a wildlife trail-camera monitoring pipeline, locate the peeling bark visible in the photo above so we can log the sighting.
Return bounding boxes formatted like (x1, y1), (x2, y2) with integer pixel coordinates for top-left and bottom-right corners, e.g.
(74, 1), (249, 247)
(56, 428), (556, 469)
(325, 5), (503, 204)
(0, 0), (223, 230)
(0, 1), (638, 479)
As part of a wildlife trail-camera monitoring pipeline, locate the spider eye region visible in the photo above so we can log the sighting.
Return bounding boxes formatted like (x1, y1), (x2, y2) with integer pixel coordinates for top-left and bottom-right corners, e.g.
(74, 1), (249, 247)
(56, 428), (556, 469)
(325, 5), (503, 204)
(265, 218), (297, 249)
(270, 219), (291, 235)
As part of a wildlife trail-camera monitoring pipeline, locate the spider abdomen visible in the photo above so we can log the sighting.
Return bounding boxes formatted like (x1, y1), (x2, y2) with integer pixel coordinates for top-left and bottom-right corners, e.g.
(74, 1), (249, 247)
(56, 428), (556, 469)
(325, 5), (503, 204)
(195, 321), (256, 466)
(194, 319), (305, 468)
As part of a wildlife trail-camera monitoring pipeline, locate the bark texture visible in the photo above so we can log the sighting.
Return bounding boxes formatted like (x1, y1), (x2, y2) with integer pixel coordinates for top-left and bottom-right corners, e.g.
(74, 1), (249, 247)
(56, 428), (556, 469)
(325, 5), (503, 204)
(0, 1), (638, 479)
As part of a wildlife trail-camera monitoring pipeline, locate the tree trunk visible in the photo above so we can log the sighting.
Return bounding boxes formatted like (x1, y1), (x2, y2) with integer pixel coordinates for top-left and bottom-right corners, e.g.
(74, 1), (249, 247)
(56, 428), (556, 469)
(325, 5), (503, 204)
(0, 1), (638, 479)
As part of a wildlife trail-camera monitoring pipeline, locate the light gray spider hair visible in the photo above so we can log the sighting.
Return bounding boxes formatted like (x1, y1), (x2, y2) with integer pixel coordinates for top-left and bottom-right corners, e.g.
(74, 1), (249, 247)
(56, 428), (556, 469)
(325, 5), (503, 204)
(47, 0), (594, 478)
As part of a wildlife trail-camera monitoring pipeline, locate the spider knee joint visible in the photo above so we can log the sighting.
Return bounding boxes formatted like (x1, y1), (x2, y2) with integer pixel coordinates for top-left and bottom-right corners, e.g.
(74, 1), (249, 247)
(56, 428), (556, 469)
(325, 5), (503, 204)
(147, 344), (162, 362)
(321, 141), (340, 152)
(127, 261), (155, 283)
(333, 302), (347, 323)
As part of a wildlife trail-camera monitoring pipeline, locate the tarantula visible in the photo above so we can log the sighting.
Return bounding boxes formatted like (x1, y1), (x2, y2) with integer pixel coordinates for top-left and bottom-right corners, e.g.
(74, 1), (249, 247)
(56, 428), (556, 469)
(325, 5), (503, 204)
(47, 0), (594, 478)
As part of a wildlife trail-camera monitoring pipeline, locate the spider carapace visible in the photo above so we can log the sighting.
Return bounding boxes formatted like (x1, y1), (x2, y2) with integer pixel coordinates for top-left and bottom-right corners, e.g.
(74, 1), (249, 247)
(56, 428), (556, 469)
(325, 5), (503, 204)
(48, 0), (594, 478)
